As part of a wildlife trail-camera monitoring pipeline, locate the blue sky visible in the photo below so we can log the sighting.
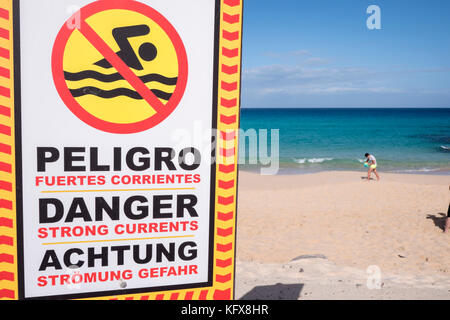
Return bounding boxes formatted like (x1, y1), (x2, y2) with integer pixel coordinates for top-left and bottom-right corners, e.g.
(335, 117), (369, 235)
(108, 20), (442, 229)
(241, 0), (450, 108)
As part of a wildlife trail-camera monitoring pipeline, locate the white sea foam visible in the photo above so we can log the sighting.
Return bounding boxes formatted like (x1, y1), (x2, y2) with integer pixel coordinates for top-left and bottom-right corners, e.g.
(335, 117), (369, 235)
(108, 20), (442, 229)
(308, 158), (334, 163)
(294, 158), (334, 164)
(393, 168), (441, 173)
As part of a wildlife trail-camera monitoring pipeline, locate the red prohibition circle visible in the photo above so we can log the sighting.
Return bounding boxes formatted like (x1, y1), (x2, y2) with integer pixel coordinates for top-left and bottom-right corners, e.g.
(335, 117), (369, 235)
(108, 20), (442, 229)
(52, 0), (188, 134)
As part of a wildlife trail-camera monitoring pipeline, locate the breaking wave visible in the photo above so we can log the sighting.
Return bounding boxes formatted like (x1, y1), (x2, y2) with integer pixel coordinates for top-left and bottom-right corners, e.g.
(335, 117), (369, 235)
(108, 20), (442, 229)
(294, 158), (334, 164)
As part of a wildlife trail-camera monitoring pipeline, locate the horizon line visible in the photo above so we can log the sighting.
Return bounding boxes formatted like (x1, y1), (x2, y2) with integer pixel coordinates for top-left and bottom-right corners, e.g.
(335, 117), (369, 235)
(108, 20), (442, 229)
(241, 106), (450, 109)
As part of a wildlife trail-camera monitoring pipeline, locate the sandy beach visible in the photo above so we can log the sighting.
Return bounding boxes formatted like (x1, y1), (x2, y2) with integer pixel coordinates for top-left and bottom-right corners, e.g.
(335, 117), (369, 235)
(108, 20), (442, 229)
(235, 171), (450, 299)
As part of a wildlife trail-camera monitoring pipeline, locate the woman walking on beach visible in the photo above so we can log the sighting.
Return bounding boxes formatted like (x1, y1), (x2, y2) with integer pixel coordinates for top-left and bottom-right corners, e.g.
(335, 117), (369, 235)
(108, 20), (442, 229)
(365, 153), (380, 181)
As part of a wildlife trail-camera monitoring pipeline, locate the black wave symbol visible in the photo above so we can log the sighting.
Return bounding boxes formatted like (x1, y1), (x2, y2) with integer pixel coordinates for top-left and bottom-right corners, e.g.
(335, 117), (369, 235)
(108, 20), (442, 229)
(69, 87), (172, 101)
(64, 70), (178, 86)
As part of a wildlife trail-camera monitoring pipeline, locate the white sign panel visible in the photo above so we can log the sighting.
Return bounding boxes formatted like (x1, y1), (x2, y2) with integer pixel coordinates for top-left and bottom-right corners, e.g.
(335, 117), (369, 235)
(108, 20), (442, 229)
(17, 0), (219, 299)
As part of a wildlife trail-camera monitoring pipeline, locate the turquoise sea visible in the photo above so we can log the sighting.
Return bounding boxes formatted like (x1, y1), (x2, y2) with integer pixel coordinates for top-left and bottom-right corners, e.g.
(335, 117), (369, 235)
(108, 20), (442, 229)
(239, 108), (450, 175)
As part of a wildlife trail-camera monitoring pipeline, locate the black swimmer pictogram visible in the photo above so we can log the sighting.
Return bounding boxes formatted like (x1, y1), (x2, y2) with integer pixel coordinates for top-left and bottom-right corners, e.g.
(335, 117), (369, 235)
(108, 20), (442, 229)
(94, 25), (157, 70)
(64, 24), (178, 101)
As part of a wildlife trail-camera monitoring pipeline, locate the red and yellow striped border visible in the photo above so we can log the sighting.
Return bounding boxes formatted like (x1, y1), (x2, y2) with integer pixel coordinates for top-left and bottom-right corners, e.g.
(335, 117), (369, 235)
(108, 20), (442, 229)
(0, 0), (17, 301)
(0, 0), (242, 300)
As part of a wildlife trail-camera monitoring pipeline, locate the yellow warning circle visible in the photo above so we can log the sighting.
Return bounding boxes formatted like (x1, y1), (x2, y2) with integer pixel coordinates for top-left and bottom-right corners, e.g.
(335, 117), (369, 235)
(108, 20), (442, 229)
(52, 1), (188, 134)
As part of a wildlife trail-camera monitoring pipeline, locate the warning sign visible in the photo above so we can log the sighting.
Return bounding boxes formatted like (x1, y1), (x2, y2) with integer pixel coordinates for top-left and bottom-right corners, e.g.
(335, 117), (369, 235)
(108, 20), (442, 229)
(0, 0), (242, 301)
(52, 0), (188, 134)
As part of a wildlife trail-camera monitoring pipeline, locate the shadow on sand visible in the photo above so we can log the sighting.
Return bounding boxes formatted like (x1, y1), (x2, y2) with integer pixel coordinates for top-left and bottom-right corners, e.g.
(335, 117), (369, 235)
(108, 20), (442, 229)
(360, 176), (376, 181)
(426, 213), (447, 232)
(240, 283), (304, 300)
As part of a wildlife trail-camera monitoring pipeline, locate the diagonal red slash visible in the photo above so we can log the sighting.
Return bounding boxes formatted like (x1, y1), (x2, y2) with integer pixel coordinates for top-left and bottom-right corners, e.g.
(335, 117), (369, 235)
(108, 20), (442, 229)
(77, 19), (165, 112)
